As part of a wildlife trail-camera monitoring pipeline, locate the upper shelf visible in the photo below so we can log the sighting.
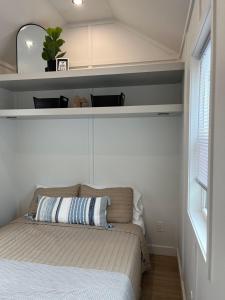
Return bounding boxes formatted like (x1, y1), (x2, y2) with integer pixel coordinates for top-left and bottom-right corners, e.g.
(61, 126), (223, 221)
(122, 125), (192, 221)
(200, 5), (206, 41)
(0, 61), (184, 92)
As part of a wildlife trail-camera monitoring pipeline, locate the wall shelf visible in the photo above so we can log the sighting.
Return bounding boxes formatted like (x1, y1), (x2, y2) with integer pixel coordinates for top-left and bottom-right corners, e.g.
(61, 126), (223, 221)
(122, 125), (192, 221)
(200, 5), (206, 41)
(0, 104), (183, 119)
(0, 61), (184, 92)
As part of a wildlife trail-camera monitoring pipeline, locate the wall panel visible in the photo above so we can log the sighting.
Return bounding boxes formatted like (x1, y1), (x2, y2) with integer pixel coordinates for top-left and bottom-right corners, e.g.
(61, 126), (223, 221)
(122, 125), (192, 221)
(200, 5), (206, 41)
(15, 119), (90, 213)
(94, 116), (181, 250)
(62, 22), (177, 69)
(0, 120), (17, 225)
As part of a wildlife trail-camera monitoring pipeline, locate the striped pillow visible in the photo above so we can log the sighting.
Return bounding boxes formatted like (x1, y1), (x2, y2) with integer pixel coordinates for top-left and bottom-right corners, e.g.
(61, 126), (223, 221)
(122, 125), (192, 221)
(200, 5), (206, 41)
(35, 196), (111, 227)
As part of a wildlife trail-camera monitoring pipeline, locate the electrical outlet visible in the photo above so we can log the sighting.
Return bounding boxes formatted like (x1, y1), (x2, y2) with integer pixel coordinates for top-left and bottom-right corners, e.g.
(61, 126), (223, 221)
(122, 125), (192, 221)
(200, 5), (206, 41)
(156, 221), (165, 232)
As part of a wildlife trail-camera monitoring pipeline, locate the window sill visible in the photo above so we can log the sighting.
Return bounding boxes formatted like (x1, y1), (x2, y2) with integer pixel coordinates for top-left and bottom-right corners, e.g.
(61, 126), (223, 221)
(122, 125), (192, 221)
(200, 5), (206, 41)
(188, 210), (207, 261)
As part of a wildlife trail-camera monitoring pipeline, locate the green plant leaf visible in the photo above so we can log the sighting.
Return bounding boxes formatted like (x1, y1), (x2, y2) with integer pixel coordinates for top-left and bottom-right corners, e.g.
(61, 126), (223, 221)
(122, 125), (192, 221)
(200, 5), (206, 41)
(57, 52), (66, 58)
(56, 39), (65, 48)
(45, 36), (53, 43)
(46, 28), (54, 37)
(52, 27), (63, 40)
(43, 41), (48, 49)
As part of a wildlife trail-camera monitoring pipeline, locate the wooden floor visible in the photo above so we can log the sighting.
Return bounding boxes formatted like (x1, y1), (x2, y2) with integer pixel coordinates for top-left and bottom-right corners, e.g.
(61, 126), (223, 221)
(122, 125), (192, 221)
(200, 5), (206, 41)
(141, 255), (183, 300)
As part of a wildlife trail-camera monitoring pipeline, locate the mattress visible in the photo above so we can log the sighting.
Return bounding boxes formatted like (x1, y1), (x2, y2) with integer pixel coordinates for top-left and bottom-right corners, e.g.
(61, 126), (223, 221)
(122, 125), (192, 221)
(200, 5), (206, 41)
(0, 217), (150, 299)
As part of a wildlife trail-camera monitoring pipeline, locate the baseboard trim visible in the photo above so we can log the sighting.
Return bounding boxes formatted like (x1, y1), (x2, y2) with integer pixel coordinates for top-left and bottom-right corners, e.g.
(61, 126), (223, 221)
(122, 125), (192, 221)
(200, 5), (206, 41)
(177, 249), (187, 300)
(149, 244), (177, 256)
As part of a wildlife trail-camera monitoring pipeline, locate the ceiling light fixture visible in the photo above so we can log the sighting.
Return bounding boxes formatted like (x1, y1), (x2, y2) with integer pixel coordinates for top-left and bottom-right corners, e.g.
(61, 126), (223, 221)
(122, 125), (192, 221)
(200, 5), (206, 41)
(72, 0), (83, 6)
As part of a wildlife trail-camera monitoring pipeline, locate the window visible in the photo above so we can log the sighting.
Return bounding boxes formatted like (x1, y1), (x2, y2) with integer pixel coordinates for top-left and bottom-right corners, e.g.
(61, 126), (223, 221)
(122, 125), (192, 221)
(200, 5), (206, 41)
(197, 40), (211, 191)
(188, 33), (212, 259)
(197, 39), (211, 216)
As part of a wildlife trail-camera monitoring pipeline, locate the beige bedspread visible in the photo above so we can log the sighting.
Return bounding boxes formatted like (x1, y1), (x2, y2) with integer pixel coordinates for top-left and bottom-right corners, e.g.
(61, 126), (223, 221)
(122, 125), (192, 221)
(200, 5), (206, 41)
(0, 218), (150, 299)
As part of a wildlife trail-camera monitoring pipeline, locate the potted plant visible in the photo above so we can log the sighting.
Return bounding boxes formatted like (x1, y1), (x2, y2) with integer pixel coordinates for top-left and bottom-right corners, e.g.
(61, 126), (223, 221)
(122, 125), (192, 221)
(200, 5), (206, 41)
(42, 27), (66, 72)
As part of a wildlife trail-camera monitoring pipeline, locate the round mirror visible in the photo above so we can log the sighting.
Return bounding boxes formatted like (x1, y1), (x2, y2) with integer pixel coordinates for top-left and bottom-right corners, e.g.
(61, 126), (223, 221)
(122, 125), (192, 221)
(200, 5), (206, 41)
(17, 24), (46, 74)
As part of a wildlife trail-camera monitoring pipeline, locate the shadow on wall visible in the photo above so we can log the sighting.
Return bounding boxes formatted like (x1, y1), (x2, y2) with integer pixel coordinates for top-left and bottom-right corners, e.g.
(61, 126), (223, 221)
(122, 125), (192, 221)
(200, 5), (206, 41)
(0, 29), (17, 70)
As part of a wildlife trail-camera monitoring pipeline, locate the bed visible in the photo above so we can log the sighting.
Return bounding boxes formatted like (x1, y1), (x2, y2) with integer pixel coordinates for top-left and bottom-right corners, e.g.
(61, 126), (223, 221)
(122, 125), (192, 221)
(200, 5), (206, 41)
(0, 186), (150, 299)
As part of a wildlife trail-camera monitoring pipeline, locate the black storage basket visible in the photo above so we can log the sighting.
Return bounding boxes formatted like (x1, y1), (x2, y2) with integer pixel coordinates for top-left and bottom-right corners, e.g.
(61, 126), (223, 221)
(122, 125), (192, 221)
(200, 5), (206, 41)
(91, 93), (125, 107)
(34, 96), (69, 109)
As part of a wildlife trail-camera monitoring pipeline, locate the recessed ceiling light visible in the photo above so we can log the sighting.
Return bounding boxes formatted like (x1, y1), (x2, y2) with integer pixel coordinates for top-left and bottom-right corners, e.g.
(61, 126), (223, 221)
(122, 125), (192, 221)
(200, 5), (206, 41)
(72, 0), (83, 6)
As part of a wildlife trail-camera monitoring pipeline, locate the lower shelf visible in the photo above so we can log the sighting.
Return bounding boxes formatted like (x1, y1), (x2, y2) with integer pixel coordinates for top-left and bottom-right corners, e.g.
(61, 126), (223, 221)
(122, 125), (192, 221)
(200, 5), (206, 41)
(0, 104), (183, 119)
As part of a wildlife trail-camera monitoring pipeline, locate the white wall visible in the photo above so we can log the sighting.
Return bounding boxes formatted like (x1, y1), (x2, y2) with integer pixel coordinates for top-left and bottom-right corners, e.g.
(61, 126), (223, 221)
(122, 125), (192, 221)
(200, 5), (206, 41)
(62, 21), (177, 68)
(94, 116), (182, 253)
(13, 83), (182, 109)
(0, 89), (17, 224)
(0, 61), (16, 74)
(14, 119), (90, 213)
(180, 0), (225, 299)
(0, 119), (17, 225)
(11, 115), (181, 254)
(0, 88), (14, 109)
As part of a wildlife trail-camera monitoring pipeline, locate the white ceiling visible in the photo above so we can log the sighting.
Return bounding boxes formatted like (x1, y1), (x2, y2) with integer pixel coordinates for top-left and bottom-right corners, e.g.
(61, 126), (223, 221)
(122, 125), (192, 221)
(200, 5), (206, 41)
(49, 0), (190, 52)
(49, 0), (114, 24)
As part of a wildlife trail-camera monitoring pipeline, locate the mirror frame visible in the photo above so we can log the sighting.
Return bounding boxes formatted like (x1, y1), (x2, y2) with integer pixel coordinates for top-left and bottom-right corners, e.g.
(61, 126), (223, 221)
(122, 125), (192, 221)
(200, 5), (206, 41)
(16, 23), (46, 73)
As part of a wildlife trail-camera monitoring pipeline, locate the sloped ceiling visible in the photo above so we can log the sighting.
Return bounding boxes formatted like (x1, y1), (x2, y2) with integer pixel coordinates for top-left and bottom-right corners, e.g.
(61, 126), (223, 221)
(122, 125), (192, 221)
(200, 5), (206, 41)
(109, 0), (190, 53)
(49, 0), (114, 24)
(50, 0), (190, 53)
(0, 0), (190, 67)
